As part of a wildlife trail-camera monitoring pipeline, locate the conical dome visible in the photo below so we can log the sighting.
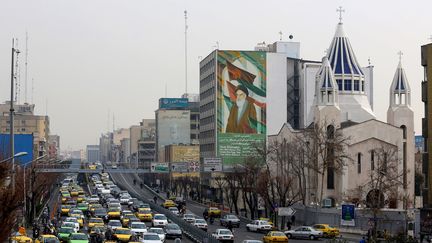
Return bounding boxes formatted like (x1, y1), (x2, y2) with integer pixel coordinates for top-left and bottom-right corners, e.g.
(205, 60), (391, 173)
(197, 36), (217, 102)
(390, 59), (411, 107)
(327, 23), (365, 93)
(316, 57), (338, 106)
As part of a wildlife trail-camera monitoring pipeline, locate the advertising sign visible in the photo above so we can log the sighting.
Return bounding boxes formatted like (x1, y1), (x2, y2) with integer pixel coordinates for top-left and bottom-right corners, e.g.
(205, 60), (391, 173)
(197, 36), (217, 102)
(159, 98), (188, 109)
(217, 51), (266, 165)
(157, 110), (190, 150)
(0, 134), (34, 166)
(203, 158), (223, 172)
(341, 204), (356, 226)
(150, 162), (169, 173)
(171, 162), (189, 172)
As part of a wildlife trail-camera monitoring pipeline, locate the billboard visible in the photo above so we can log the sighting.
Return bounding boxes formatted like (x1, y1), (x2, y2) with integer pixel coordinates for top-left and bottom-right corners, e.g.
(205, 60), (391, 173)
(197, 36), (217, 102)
(0, 134), (34, 166)
(159, 98), (189, 109)
(341, 204), (356, 226)
(151, 162), (169, 172)
(217, 51), (266, 165)
(157, 110), (191, 153)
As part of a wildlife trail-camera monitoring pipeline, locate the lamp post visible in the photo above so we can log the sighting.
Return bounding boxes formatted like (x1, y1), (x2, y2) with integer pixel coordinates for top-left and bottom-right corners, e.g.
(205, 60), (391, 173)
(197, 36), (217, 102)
(0, 152), (28, 164)
(10, 39), (20, 192)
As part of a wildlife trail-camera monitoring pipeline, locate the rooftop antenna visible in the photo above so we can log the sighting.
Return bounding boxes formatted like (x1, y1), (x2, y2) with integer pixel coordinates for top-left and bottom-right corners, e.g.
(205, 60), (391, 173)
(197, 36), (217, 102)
(25, 31), (28, 103)
(337, 6), (345, 23)
(279, 31), (283, 41)
(184, 10), (188, 94)
(14, 38), (21, 103)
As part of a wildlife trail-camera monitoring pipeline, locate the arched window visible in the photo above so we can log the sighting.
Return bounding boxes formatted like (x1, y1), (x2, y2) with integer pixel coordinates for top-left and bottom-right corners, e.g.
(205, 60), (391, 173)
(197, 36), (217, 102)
(327, 125), (335, 139)
(357, 153), (362, 174)
(400, 125), (407, 139)
(370, 150), (375, 170)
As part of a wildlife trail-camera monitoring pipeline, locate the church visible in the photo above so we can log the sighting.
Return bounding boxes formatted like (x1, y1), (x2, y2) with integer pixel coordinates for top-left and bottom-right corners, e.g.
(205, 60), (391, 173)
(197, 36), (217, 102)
(269, 19), (415, 210)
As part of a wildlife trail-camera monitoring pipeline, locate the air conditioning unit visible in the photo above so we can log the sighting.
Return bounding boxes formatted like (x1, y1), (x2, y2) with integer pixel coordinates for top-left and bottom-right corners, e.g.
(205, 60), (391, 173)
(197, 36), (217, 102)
(322, 198), (332, 208)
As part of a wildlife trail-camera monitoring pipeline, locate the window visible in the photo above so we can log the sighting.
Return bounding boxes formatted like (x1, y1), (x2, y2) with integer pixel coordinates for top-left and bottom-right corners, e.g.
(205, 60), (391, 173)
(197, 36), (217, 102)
(344, 80), (352, 91)
(327, 125), (335, 139)
(21, 128), (26, 132)
(354, 80), (360, 91)
(371, 150), (374, 170)
(400, 125), (407, 139)
(336, 79), (342, 90)
(361, 81), (365, 91)
(357, 153), (361, 174)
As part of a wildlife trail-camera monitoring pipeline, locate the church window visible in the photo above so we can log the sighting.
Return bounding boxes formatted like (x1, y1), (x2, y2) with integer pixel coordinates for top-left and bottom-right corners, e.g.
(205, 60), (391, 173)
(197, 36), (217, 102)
(361, 80), (365, 92)
(370, 150), (375, 170)
(400, 125), (407, 139)
(354, 80), (360, 91)
(336, 79), (342, 91)
(344, 80), (352, 91)
(327, 165), (335, 189)
(403, 142), (407, 189)
(357, 153), (362, 174)
(327, 125), (335, 139)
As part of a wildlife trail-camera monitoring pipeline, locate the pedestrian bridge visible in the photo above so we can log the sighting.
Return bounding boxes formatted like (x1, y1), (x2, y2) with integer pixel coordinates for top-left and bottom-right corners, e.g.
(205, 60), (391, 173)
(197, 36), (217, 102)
(33, 163), (165, 174)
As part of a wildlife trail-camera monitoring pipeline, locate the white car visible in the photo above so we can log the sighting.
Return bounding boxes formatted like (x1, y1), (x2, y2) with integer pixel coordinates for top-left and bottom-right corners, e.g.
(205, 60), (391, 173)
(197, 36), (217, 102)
(212, 228), (234, 242)
(107, 219), (122, 230)
(152, 214), (168, 227)
(130, 222), (147, 235)
(63, 217), (80, 231)
(120, 195), (131, 205)
(141, 233), (163, 243)
(193, 218), (208, 231)
(168, 207), (179, 216)
(284, 226), (324, 240)
(246, 220), (272, 232)
(61, 222), (78, 233)
(148, 227), (166, 242)
(183, 213), (195, 223)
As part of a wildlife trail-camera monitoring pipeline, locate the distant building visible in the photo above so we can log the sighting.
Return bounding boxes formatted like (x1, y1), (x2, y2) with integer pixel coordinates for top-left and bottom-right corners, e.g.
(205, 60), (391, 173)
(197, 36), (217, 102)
(129, 119), (156, 168)
(48, 135), (60, 159)
(99, 132), (112, 163)
(120, 138), (130, 163)
(86, 145), (100, 163)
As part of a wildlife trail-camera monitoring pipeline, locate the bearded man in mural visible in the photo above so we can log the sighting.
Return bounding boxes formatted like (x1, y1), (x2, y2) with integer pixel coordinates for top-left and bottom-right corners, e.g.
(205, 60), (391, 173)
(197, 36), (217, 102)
(226, 85), (257, 134)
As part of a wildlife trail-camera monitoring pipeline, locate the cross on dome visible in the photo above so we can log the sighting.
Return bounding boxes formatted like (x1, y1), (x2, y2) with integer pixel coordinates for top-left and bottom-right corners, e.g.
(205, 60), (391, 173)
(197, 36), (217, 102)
(337, 6), (345, 23)
(398, 51), (403, 62)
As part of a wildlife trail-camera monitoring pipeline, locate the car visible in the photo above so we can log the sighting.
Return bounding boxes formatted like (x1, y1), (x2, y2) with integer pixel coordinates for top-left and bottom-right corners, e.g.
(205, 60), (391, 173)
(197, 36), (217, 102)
(61, 222), (78, 233)
(76, 203), (88, 212)
(120, 195), (131, 205)
(64, 217), (80, 231)
(35, 235), (60, 243)
(208, 207), (222, 217)
(168, 207), (180, 216)
(113, 228), (133, 242)
(88, 218), (104, 228)
(263, 231), (288, 243)
(259, 218), (277, 230)
(174, 196), (186, 206)
(182, 213), (195, 223)
(136, 208), (153, 221)
(88, 195), (100, 204)
(10, 235), (33, 243)
(93, 208), (107, 219)
(141, 233), (163, 243)
(107, 220), (122, 230)
(89, 203), (103, 214)
(312, 224), (340, 238)
(67, 233), (88, 243)
(130, 222), (147, 236)
(111, 164), (118, 169)
(162, 200), (176, 208)
(164, 223), (182, 239)
(246, 220), (272, 233)
(121, 213), (135, 227)
(89, 225), (106, 235)
(152, 214), (168, 227)
(220, 214), (240, 228)
(107, 207), (121, 219)
(284, 226), (323, 240)
(192, 218), (208, 231)
(212, 228), (234, 242)
(57, 227), (74, 241)
(60, 205), (72, 216)
(147, 228), (166, 242)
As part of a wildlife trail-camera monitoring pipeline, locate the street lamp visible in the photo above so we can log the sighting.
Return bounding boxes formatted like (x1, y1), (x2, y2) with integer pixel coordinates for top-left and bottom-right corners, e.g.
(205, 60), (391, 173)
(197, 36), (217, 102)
(0, 151), (28, 164)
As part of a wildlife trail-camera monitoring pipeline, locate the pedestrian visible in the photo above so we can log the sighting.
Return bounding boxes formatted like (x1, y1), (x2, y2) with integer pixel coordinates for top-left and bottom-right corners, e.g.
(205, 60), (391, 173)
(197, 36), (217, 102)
(153, 196), (158, 204)
(287, 221), (292, 230)
(291, 215), (296, 225)
(227, 221), (233, 233)
(359, 236), (366, 243)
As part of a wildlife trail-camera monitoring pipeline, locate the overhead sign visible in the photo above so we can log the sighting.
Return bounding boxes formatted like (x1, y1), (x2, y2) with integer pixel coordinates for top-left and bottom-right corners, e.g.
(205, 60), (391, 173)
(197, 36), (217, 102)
(159, 98), (188, 109)
(203, 158), (223, 172)
(171, 162), (189, 172)
(150, 163), (169, 173)
(341, 204), (356, 226)
(278, 207), (296, 216)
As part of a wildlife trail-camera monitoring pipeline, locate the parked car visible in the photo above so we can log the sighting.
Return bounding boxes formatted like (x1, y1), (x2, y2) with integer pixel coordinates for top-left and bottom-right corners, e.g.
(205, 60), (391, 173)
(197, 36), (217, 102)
(220, 214), (240, 228)
(284, 226), (323, 240)
(246, 220), (272, 233)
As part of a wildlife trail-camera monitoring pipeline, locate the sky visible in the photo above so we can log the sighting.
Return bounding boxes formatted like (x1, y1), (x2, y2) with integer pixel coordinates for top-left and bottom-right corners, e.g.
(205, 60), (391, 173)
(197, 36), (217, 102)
(0, 0), (430, 150)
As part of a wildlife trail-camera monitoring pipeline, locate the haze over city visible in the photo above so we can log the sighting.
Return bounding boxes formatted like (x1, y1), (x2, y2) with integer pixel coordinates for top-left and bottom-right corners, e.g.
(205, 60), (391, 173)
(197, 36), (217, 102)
(0, 0), (430, 150)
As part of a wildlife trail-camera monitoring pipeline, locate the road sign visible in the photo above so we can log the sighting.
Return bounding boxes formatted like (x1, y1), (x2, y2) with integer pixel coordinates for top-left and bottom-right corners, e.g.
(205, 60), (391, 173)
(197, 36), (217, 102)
(278, 207), (296, 216)
(171, 162), (189, 172)
(203, 158), (222, 172)
(151, 163), (169, 172)
(341, 204), (356, 226)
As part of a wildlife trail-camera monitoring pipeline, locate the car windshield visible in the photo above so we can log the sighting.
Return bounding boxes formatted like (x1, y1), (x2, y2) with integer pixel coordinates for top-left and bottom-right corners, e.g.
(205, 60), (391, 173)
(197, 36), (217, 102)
(166, 224), (180, 230)
(139, 209), (151, 214)
(109, 221), (121, 226)
(108, 208), (119, 212)
(149, 228), (164, 234)
(43, 238), (60, 243)
(219, 229), (232, 235)
(115, 229), (131, 234)
(132, 223), (146, 229)
(65, 218), (77, 223)
(184, 214), (194, 218)
(143, 234), (160, 240)
(90, 218), (103, 223)
(63, 222), (75, 228)
(154, 215), (167, 220)
(227, 215), (238, 219)
(95, 209), (106, 214)
(195, 219), (206, 224)
(272, 232), (285, 236)
(70, 234), (87, 240)
(59, 227), (74, 233)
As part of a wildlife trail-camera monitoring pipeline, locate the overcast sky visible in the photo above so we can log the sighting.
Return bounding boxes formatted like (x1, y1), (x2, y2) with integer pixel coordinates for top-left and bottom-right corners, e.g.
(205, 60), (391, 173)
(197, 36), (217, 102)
(0, 0), (430, 150)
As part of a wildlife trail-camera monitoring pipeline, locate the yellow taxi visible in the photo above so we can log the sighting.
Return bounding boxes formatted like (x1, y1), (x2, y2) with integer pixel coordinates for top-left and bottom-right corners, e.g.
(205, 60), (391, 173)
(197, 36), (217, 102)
(263, 231), (289, 243)
(113, 228), (133, 242)
(10, 235), (33, 243)
(35, 235), (60, 243)
(89, 203), (103, 213)
(162, 200), (176, 208)
(107, 207), (121, 219)
(208, 207), (222, 217)
(312, 224), (340, 238)
(121, 213), (135, 227)
(60, 205), (72, 216)
(69, 213), (84, 227)
(260, 217), (277, 230)
(76, 196), (85, 203)
(88, 217), (105, 228)
(61, 195), (71, 203)
(70, 189), (79, 197)
(136, 208), (153, 222)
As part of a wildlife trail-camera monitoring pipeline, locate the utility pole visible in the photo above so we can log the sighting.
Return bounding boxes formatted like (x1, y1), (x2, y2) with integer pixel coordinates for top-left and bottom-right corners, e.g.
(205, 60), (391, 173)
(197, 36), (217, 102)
(184, 10), (188, 94)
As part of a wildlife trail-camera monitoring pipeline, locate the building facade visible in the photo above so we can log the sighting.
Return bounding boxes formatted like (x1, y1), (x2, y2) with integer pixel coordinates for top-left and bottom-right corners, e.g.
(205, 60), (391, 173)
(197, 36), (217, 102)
(422, 43), (432, 207)
(86, 145), (100, 163)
